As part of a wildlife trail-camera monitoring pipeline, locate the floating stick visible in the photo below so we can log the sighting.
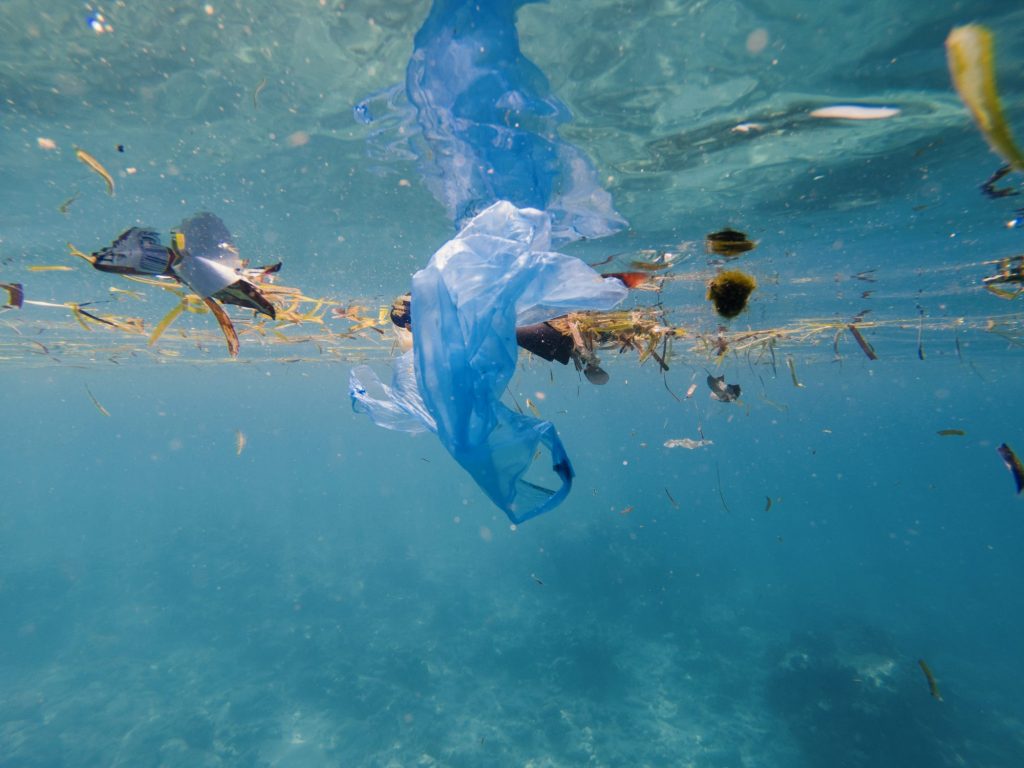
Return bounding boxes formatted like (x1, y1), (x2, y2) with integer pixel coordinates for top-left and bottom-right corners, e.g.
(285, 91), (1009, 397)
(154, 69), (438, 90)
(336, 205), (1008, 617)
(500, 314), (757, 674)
(84, 384), (110, 417)
(847, 324), (878, 360)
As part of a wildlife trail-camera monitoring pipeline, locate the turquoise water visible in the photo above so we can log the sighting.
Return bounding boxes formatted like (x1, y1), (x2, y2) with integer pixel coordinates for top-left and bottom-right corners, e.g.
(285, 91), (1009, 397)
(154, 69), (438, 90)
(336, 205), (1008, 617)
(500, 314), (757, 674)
(2, 1), (1024, 765)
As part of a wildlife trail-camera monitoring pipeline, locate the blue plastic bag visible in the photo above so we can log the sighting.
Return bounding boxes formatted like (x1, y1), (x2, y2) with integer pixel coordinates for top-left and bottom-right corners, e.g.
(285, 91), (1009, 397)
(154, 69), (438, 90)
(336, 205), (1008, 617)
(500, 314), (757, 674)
(356, 0), (626, 245)
(350, 0), (631, 522)
(351, 202), (627, 523)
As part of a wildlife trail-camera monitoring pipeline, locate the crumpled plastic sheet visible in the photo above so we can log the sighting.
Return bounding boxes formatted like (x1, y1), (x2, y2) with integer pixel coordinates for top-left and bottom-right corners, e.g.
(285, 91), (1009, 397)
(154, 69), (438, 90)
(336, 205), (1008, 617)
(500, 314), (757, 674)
(171, 212), (244, 299)
(351, 202), (627, 523)
(357, 0), (626, 246)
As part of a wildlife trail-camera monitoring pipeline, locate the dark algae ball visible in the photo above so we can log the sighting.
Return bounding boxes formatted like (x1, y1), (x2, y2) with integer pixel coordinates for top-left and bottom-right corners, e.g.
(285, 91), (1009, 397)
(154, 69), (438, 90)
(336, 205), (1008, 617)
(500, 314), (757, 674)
(707, 269), (757, 318)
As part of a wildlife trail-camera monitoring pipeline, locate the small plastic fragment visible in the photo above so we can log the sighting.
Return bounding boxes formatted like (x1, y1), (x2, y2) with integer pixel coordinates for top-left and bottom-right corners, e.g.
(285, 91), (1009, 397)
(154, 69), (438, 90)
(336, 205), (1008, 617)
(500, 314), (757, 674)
(707, 374), (741, 402)
(983, 255), (1024, 299)
(664, 438), (713, 449)
(171, 214), (275, 318)
(809, 105), (900, 120)
(1, 283), (25, 308)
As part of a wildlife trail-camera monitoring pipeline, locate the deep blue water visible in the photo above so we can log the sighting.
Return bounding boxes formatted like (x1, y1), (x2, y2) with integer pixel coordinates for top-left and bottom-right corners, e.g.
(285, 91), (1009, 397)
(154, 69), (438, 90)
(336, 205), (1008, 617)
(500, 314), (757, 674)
(2, 1), (1024, 766)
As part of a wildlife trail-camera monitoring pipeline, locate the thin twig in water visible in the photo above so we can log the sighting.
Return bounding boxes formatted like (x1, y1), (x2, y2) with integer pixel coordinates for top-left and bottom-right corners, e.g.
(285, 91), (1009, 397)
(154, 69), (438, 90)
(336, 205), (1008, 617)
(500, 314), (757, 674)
(662, 374), (681, 402)
(847, 323), (878, 360)
(715, 463), (731, 514)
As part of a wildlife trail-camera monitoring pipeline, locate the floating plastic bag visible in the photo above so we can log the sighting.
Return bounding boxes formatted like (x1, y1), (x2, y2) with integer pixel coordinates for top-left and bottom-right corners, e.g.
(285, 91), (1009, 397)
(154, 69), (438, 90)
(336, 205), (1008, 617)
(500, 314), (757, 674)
(351, 352), (436, 436)
(349, 0), (630, 521)
(350, 201), (627, 523)
(356, 0), (626, 245)
(407, 0), (626, 243)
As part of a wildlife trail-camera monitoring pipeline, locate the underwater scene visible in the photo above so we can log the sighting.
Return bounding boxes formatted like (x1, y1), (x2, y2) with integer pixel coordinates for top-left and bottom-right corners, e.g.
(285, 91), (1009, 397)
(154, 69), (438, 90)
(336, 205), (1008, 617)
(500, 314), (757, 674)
(2, 0), (1024, 765)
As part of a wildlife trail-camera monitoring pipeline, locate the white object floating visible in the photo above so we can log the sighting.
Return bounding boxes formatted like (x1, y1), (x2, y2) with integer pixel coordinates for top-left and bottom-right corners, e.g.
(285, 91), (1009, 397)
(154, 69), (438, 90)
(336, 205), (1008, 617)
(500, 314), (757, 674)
(810, 105), (900, 120)
(664, 438), (713, 450)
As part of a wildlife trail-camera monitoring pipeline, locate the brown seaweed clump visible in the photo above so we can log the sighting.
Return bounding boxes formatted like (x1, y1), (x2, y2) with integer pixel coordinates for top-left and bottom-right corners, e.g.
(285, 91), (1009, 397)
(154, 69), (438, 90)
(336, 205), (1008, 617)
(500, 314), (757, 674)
(707, 269), (757, 318)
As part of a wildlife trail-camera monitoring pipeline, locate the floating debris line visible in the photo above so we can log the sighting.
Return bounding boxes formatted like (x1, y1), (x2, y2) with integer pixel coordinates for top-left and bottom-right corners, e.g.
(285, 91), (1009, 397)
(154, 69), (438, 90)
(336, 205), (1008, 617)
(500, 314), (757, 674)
(2, 297), (1022, 369)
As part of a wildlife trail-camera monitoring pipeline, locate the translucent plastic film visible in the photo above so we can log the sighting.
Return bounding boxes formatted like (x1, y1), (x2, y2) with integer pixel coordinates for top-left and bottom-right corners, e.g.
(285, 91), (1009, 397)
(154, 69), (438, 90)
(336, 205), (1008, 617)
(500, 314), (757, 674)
(351, 202), (627, 522)
(404, 0), (627, 244)
(171, 212), (244, 299)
